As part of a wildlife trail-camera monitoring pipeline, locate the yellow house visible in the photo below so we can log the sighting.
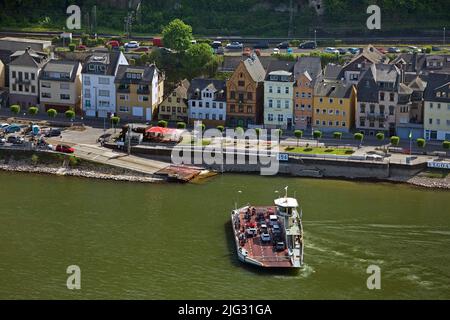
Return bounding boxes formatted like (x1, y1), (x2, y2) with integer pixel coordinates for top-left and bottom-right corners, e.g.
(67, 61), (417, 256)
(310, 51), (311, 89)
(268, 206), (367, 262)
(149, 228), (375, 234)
(158, 79), (190, 122)
(115, 64), (164, 121)
(0, 59), (5, 88)
(313, 80), (356, 133)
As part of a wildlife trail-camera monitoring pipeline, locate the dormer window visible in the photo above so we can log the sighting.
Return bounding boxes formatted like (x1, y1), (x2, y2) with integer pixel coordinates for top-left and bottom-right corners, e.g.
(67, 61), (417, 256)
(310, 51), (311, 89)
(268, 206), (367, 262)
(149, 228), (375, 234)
(88, 65), (95, 71)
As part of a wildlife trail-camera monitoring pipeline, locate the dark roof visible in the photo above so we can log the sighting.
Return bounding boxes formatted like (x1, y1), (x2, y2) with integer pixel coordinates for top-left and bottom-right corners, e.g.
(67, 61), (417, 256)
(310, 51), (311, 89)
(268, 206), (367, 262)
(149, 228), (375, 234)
(220, 55), (277, 72)
(115, 64), (161, 84)
(81, 51), (122, 76)
(423, 73), (450, 102)
(391, 53), (427, 74)
(293, 56), (322, 84)
(187, 78), (227, 101)
(0, 49), (12, 66)
(264, 60), (295, 81)
(9, 48), (48, 68)
(39, 59), (80, 82)
(323, 64), (343, 80)
(314, 80), (354, 99)
(357, 64), (400, 102)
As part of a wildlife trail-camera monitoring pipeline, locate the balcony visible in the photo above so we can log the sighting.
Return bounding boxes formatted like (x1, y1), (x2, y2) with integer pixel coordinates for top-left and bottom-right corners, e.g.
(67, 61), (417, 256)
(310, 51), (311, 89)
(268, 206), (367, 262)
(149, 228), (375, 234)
(137, 86), (150, 95)
(117, 86), (130, 93)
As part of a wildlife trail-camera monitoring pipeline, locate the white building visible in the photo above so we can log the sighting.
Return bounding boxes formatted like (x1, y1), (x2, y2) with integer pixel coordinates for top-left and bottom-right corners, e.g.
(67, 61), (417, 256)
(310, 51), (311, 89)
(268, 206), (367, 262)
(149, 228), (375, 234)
(187, 78), (227, 125)
(263, 63), (295, 130)
(81, 52), (128, 118)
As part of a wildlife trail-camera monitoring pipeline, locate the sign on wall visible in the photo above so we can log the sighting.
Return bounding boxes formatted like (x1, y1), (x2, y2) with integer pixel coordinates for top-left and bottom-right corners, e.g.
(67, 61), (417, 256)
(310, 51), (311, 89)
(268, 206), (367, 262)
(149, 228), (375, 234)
(427, 161), (450, 170)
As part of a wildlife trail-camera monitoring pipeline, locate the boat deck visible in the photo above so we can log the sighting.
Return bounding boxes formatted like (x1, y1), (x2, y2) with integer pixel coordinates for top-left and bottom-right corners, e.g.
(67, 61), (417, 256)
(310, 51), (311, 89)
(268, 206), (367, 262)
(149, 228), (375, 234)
(234, 206), (292, 268)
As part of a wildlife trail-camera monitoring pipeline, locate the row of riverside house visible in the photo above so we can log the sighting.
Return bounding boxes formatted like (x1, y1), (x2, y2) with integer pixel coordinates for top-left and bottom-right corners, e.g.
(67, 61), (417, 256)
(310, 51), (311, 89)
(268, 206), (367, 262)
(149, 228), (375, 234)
(0, 39), (449, 141)
(160, 45), (449, 141)
(0, 39), (164, 123)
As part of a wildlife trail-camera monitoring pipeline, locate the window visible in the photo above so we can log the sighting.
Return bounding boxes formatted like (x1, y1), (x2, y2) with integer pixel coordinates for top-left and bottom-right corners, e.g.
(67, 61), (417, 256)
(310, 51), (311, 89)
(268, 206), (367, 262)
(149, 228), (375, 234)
(191, 101), (196, 107)
(31, 86), (35, 93)
(98, 90), (110, 97)
(329, 98), (333, 104)
(360, 117), (366, 127)
(213, 102), (216, 108)
(278, 114), (284, 122)
(322, 121), (326, 126)
(339, 99), (343, 105)
(389, 105), (395, 115)
(85, 100), (91, 107)
(390, 93), (395, 101)
(277, 87), (281, 94)
(119, 95), (129, 101)
(342, 122), (346, 127)
(247, 106), (252, 113)
(12, 71), (16, 78)
(316, 108), (320, 114)
(269, 86), (273, 93)
(316, 120), (320, 125)
(139, 96), (149, 102)
(230, 104), (235, 112)
(212, 114), (216, 120)
(219, 103), (223, 109)
(429, 118), (433, 125)
(60, 94), (70, 100)
(25, 73), (29, 80)
(285, 87), (289, 94)
(168, 97), (172, 103)
(360, 104), (366, 113)
(219, 114), (223, 121)
(42, 82), (51, 88)
(41, 92), (51, 98)
(247, 92), (253, 100)
(268, 114), (274, 121)
(328, 109), (334, 115)
(230, 91), (235, 99)
(277, 100), (281, 108)
(284, 100), (289, 109)
(328, 121), (333, 126)
(161, 106), (166, 112)
(335, 109), (340, 115)
(12, 84), (17, 91)
(60, 83), (70, 90)
(206, 102), (210, 108)
(98, 77), (110, 85)
(319, 98), (323, 103)
(437, 119), (441, 125)
(380, 92), (385, 101)
(238, 81), (245, 87)
(322, 109), (326, 114)
(269, 100), (273, 108)
(84, 77), (90, 85)
(119, 106), (130, 112)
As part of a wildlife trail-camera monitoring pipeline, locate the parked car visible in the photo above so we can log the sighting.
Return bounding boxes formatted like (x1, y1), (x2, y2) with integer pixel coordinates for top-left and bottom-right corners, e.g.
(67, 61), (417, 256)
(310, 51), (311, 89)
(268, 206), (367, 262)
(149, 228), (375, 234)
(1, 123), (9, 130)
(299, 41), (316, 49)
(337, 48), (348, 55)
(273, 48), (280, 54)
(388, 47), (401, 53)
(76, 45), (87, 51)
(124, 41), (140, 49)
(215, 47), (225, 55)
(376, 47), (387, 54)
(45, 129), (62, 137)
(7, 136), (24, 144)
(4, 125), (21, 134)
(432, 46), (442, 52)
(275, 242), (285, 251)
(261, 233), (271, 243)
(243, 47), (252, 56)
(211, 41), (222, 49)
(324, 47), (339, 54)
(254, 41), (269, 49)
(226, 42), (243, 50)
(348, 47), (360, 54)
(0, 137), (6, 144)
(277, 41), (289, 49)
(408, 46), (421, 53)
(56, 144), (75, 153)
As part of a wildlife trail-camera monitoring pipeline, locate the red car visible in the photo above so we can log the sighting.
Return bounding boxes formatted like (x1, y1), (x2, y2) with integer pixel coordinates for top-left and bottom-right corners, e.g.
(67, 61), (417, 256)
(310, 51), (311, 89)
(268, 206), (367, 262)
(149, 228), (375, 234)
(77, 45), (87, 51)
(56, 144), (75, 154)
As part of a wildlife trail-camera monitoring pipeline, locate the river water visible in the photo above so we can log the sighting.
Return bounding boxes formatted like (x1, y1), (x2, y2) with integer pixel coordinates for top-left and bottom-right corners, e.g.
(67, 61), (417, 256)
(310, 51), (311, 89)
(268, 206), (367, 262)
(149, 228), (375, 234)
(0, 172), (449, 299)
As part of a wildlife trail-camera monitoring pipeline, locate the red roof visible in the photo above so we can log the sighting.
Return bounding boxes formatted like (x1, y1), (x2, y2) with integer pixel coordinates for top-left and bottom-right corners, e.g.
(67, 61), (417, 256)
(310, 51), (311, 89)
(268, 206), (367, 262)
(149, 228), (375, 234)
(146, 126), (172, 134)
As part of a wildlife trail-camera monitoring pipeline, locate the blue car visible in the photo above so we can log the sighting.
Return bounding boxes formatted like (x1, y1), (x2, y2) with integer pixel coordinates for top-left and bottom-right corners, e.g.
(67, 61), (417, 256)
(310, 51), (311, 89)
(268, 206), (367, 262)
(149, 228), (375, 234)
(348, 48), (360, 54)
(4, 125), (21, 134)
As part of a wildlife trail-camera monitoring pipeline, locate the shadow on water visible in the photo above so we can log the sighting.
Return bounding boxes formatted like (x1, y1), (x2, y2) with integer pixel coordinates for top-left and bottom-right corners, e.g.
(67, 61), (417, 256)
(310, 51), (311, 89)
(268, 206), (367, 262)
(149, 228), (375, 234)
(223, 220), (300, 277)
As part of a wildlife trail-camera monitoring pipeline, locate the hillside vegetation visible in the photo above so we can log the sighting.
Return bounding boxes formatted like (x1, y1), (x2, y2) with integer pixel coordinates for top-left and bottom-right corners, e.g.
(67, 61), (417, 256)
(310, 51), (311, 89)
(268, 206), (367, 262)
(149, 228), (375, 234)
(0, 0), (449, 37)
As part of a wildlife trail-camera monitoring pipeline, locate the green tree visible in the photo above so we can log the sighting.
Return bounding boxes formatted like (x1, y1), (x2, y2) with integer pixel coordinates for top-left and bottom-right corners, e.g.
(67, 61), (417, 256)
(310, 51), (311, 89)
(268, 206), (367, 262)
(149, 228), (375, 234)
(47, 109), (57, 118)
(333, 132), (342, 140)
(216, 125), (224, 133)
(177, 122), (187, 129)
(111, 116), (120, 133)
(10, 104), (20, 115)
(184, 43), (215, 78)
(416, 138), (426, 148)
(68, 43), (75, 52)
(443, 140), (450, 150)
(376, 132), (385, 141)
(294, 130), (303, 146)
(162, 19), (193, 52)
(158, 120), (168, 128)
(313, 130), (322, 146)
(354, 132), (364, 147)
(390, 136), (400, 146)
(28, 106), (39, 115)
(65, 110), (75, 120)
(235, 126), (244, 135)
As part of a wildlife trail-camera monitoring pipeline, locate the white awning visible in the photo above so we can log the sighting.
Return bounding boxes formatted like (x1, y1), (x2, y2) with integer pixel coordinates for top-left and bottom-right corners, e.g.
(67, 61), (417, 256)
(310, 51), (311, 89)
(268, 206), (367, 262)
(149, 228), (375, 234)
(274, 197), (298, 208)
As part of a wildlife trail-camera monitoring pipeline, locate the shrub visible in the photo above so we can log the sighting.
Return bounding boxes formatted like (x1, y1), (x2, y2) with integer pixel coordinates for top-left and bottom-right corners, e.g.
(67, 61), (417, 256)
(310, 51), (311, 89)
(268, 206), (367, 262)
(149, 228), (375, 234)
(235, 127), (244, 135)
(294, 130), (303, 139)
(200, 123), (206, 132)
(28, 106), (39, 115)
(416, 138), (426, 148)
(177, 122), (186, 129)
(10, 104), (20, 114)
(65, 110), (75, 119)
(68, 155), (79, 167)
(354, 133), (364, 141)
(111, 116), (120, 126)
(313, 130), (322, 139)
(158, 120), (168, 128)
(31, 154), (39, 165)
(376, 132), (385, 141)
(333, 132), (342, 139)
(47, 109), (57, 118)
(68, 43), (75, 52)
(390, 136), (400, 146)
(443, 140), (450, 150)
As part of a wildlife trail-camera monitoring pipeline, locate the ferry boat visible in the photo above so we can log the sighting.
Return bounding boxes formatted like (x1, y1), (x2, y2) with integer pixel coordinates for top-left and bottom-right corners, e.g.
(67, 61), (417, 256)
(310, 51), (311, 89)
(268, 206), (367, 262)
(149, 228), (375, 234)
(231, 189), (304, 268)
